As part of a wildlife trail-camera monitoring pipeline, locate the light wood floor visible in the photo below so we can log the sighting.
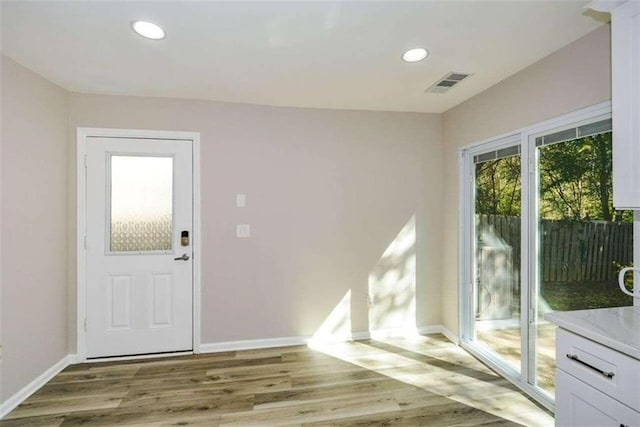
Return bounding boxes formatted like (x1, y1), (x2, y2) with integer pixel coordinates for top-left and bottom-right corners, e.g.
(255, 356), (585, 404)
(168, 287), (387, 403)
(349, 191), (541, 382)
(1, 334), (553, 426)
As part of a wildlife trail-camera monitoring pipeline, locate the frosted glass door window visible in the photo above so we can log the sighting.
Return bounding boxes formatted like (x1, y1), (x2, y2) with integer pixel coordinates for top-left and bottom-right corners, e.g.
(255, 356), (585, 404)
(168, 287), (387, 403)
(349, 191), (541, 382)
(110, 156), (173, 252)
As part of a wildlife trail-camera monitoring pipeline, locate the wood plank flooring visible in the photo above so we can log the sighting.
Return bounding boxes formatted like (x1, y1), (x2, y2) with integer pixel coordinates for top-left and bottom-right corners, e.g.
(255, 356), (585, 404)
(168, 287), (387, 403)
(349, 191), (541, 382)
(1, 334), (553, 426)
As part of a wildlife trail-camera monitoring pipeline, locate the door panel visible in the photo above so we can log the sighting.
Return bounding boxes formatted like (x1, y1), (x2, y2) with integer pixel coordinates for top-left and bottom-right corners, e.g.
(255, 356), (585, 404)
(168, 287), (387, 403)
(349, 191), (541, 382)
(150, 274), (173, 328)
(86, 137), (193, 358)
(532, 128), (633, 397)
(108, 275), (132, 330)
(471, 142), (522, 374)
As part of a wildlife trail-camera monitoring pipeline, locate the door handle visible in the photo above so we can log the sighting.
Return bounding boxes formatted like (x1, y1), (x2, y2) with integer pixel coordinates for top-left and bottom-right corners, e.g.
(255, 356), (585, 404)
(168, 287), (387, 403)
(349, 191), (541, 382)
(566, 354), (615, 378)
(174, 253), (190, 261)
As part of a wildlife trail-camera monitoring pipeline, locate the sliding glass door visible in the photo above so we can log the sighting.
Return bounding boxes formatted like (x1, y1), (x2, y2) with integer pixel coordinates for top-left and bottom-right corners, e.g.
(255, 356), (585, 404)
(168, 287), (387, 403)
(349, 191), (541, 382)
(461, 104), (635, 408)
(531, 118), (634, 399)
(470, 140), (522, 375)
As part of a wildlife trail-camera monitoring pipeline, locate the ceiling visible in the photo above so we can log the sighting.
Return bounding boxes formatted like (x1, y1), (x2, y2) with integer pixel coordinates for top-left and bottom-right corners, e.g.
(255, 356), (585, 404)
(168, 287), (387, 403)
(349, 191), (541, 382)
(0, 1), (604, 113)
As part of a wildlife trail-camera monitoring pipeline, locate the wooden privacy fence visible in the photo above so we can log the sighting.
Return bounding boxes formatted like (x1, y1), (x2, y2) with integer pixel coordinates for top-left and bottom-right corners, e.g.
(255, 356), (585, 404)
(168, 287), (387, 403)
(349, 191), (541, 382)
(477, 215), (634, 284)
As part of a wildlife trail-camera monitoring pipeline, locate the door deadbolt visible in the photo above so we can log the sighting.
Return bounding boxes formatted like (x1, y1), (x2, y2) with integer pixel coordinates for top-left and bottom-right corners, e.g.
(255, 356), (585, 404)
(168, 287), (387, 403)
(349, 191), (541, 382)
(181, 230), (189, 246)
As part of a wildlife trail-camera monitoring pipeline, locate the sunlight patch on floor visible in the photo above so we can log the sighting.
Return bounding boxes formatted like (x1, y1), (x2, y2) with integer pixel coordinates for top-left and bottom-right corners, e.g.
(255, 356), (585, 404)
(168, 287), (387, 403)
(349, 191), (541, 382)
(309, 336), (553, 427)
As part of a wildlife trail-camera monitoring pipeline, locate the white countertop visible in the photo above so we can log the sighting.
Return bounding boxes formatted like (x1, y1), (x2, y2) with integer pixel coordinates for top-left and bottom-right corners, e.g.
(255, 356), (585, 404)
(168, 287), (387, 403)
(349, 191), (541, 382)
(545, 306), (640, 360)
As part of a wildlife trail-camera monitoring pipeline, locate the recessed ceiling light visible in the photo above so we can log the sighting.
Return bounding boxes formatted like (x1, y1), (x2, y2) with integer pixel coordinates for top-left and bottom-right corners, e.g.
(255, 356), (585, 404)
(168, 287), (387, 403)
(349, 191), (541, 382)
(402, 48), (429, 63)
(132, 21), (166, 40)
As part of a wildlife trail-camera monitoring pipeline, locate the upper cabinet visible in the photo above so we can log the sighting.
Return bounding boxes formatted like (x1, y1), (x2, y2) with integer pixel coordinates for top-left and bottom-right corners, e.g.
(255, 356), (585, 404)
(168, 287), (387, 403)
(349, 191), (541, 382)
(588, 1), (640, 209)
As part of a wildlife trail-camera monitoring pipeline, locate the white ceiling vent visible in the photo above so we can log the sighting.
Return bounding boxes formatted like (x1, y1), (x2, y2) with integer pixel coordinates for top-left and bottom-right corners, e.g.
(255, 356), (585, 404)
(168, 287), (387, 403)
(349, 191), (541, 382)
(425, 72), (471, 94)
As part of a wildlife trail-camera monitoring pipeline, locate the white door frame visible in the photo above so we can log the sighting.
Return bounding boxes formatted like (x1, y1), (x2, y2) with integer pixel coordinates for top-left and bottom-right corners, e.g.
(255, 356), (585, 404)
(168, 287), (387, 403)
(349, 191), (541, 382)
(76, 127), (202, 362)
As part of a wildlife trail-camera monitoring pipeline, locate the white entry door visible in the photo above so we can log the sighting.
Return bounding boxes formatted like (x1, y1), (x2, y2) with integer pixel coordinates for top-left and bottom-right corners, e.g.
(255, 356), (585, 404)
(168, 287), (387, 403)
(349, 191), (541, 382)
(86, 137), (193, 358)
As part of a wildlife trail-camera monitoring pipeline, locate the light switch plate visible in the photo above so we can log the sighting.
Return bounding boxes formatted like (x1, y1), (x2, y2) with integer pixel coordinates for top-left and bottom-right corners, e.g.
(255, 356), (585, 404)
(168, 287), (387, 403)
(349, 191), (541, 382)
(236, 224), (250, 238)
(236, 194), (246, 207)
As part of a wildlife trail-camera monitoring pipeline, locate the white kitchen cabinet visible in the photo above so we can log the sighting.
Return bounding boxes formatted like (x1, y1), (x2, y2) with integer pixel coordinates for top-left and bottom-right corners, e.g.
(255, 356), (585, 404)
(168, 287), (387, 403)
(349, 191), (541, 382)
(554, 328), (640, 427)
(546, 308), (640, 427)
(556, 370), (640, 427)
(588, 1), (640, 209)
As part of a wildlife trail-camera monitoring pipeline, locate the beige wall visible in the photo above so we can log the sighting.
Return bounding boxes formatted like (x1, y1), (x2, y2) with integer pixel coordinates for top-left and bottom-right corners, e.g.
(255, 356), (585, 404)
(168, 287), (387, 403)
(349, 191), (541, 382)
(1, 56), (69, 400)
(68, 94), (443, 346)
(441, 25), (612, 334)
(0, 22), (611, 403)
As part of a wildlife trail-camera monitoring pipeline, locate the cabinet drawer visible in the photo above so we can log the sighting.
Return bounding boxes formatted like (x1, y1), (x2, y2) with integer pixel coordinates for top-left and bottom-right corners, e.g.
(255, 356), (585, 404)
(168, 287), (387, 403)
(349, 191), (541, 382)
(557, 328), (640, 410)
(556, 369), (640, 427)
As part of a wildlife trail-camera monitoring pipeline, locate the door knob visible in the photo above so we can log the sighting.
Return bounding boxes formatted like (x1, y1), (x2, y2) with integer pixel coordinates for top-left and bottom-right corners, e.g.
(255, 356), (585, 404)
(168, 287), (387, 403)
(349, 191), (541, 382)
(174, 253), (190, 261)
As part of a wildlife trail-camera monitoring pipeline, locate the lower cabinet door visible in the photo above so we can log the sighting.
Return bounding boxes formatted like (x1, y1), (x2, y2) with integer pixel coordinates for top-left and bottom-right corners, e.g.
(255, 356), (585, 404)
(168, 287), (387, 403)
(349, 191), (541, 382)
(556, 369), (640, 427)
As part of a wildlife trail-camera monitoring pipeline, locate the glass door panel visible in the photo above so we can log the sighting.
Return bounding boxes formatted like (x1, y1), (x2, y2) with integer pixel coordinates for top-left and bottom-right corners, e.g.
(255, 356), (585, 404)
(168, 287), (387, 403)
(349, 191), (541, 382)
(472, 144), (522, 373)
(534, 127), (634, 397)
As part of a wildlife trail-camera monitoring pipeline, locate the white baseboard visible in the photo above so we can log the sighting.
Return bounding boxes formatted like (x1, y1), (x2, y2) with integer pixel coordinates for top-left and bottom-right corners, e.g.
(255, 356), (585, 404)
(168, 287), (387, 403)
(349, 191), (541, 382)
(351, 331), (371, 341)
(0, 354), (75, 419)
(418, 324), (459, 344)
(200, 330), (378, 354)
(200, 336), (310, 353)
(200, 330), (377, 353)
(369, 326), (453, 340)
(200, 325), (459, 354)
(366, 325), (459, 344)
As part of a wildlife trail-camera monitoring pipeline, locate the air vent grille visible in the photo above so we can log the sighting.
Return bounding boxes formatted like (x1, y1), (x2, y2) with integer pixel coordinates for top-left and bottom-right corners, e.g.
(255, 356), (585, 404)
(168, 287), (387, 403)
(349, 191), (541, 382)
(426, 72), (471, 94)
(436, 80), (457, 88)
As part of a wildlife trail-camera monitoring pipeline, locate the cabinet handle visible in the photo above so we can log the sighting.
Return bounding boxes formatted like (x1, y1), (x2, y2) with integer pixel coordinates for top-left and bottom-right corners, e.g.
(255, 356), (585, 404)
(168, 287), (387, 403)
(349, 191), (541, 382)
(566, 354), (615, 378)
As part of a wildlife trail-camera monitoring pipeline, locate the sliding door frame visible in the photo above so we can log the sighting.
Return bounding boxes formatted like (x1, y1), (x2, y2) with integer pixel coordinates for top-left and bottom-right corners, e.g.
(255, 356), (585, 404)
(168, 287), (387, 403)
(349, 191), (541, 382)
(459, 101), (613, 412)
(459, 131), (533, 404)
(526, 107), (617, 399)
